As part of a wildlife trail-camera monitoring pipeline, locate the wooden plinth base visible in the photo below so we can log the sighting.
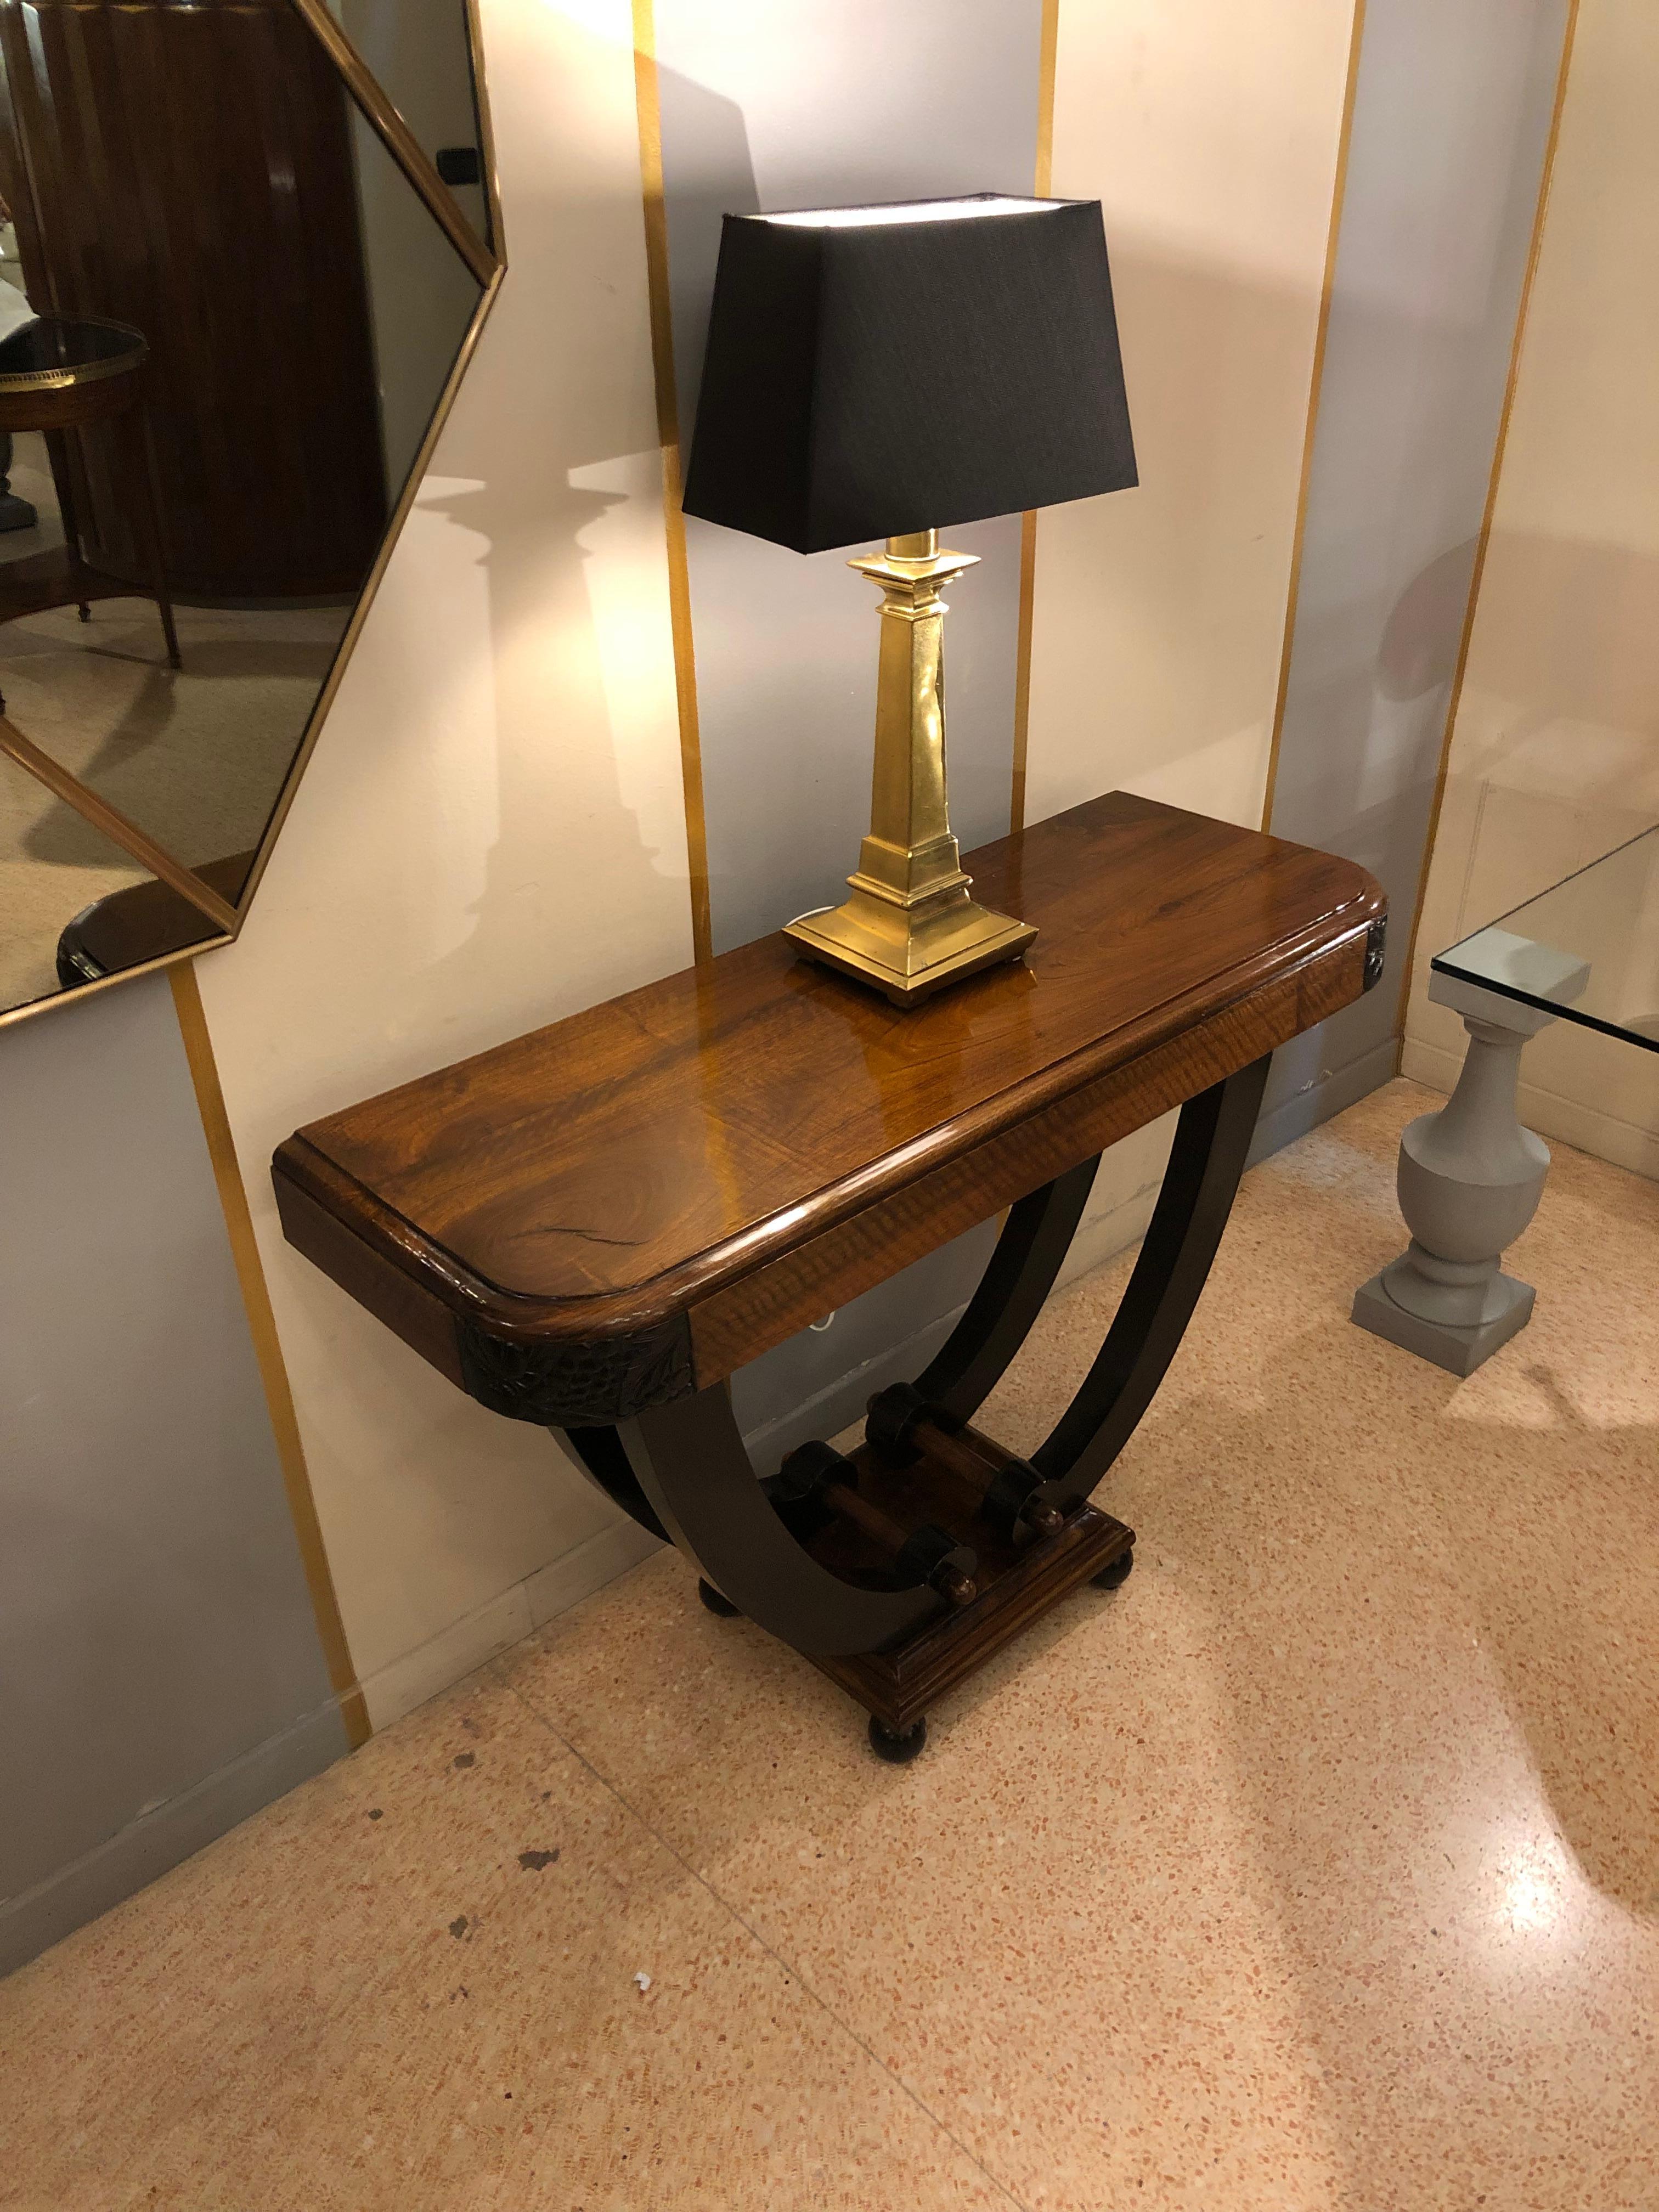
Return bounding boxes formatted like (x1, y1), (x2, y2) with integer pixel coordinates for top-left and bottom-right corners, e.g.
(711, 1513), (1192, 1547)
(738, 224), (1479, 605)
(800, 1431), (1134, 1735)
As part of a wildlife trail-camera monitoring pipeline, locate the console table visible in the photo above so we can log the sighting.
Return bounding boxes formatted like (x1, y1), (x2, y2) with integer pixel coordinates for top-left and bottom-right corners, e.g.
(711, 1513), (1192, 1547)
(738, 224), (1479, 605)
(274, 793), (1385, 1759)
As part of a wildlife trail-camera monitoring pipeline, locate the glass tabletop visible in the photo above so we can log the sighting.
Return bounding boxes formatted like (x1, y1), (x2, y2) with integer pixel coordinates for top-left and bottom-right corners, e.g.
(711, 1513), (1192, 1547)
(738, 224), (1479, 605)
(1432, 826), (1659, 1052)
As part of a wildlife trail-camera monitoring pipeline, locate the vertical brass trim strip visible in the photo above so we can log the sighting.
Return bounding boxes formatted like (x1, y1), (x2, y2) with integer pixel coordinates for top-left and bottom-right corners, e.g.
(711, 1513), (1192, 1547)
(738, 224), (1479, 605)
(1011, 509), (1039, 834)
(1034, 0), (1059, 197)
(1393, 0), (1583, 1043)
(1011, 0), (1061, 836)
(169, 963), (371, 1751)
(633, 0), (713, 965)
(461, 0), (507, 259)
(1259, 0), (1368, 837)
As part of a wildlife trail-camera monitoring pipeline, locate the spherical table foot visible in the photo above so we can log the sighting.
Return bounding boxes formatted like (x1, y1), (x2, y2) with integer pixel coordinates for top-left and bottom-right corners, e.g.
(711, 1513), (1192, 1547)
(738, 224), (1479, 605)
(1092, 1547), (1135, 1590)
(867, 1714), (927, 1764)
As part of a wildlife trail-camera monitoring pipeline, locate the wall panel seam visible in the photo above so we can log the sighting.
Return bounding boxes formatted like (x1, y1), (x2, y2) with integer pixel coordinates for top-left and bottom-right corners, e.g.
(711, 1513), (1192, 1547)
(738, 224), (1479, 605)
(631, 0), (712, 964)
(1010, 0), (1060, 836)
(1259, 0), (1368, 838)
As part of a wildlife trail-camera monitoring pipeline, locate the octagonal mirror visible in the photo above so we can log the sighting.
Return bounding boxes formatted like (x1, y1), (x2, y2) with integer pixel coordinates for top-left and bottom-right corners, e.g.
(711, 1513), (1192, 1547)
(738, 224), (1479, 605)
(0, 0), (501, 1024)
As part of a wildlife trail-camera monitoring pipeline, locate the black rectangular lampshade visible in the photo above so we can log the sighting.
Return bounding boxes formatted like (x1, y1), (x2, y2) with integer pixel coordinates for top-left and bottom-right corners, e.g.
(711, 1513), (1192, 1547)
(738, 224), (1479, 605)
(681, 194), (1137, 556)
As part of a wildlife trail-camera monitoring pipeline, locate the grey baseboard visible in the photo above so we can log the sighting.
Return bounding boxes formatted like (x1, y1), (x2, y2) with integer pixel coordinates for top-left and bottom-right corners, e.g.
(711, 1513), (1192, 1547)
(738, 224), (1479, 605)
(1250, 1034), (1400, 1165)
(1, 1697), (351, 1980)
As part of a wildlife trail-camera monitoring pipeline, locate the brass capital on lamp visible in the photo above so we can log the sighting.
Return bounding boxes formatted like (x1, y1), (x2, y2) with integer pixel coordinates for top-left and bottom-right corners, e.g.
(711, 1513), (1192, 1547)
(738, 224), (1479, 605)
(681, 192), (1137, 1006)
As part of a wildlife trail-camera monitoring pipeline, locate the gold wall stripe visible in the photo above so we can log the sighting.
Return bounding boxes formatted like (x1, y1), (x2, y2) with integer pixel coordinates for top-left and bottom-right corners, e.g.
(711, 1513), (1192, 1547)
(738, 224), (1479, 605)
(1011, 509), (1039, 834)
(1393, 0), (1583, 1042)
(169, 963), (371, 1751)
(1011, 0), (1062, 836)
(1035, 0), (1059, 197)
(632, 0), (713, 966)
(1258, 0), (1368, 837)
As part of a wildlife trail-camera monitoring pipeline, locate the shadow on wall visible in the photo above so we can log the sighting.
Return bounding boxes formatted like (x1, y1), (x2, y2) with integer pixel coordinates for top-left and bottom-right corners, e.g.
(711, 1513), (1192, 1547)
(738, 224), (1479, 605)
(1413, 525), (1659, 959)
(1302, 522), (1659, 921)
(1441, 526), (1659, 754)
(264, 32), (756, 1070)
(1376, 535), (1481, 702)
(395, 47), (765, 1025)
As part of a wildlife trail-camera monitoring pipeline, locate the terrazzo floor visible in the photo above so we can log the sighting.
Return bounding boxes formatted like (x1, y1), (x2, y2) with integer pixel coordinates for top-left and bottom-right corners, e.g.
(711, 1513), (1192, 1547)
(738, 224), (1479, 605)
(3, 1078), (1657, 2210)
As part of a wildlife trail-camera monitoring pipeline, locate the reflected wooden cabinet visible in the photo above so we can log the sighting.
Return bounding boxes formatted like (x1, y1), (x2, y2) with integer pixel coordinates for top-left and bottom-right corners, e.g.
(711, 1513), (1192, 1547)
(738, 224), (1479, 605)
(0, 0), (388, 600)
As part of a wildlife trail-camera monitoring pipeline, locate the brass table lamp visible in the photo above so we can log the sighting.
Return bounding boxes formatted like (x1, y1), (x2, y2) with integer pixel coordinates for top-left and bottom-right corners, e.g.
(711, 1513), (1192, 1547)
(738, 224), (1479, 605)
(682, 193), (1137, 1006)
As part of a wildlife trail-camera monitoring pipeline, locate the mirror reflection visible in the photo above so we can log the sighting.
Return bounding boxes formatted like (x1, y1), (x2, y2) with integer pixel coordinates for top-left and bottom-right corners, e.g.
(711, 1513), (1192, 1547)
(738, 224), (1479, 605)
(327, 1), (494, 251)
(0, 747), (223, 1012)
(0, 0), (491, 1019)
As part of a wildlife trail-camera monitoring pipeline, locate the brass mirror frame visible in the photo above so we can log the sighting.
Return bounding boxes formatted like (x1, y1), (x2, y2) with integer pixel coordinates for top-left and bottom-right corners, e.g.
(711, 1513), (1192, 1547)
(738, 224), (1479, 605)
(0, 0), (506, 1032)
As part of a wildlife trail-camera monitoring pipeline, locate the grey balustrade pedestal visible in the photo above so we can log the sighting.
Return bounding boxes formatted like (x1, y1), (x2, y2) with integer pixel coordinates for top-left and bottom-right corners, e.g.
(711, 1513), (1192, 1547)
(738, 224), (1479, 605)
(1353, 930), (1589, 1376)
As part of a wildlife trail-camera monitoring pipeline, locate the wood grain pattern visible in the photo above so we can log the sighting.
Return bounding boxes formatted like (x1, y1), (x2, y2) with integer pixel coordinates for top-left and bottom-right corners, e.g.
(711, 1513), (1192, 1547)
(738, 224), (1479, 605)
(0, 544), (149, 619)
(275, 795), (1385, 1403)
(689, 952), (1357, 1383)
(810, 1470), (1133, 1734)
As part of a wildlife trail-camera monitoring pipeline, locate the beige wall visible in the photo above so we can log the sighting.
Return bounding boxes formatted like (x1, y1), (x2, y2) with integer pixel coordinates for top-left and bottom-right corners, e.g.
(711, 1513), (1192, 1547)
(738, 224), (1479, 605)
(1404, 0), (1659, 1176)
(195, 0), (687, 1726)
(1031, 0), (1358, 1268)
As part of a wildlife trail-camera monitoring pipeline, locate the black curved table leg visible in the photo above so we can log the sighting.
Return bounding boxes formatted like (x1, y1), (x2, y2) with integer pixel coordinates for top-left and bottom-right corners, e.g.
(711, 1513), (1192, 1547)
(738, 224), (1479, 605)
(617, 1384), (941, 1657)
(558, 1424), (668, 1543)
(1032, 1054), (1271, 1496)
(915, 1154), (1101, 1423)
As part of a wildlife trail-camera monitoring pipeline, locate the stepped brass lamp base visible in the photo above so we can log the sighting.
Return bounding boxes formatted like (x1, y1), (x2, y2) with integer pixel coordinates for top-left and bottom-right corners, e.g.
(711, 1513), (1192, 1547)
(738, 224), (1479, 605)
(788, 528), (1037, 1007)
(786, 889), (1035, 1006)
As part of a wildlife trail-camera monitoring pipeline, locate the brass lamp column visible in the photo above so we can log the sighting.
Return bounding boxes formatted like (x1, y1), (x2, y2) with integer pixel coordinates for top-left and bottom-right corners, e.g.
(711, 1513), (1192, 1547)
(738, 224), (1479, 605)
(786, 531), (1036, 1004)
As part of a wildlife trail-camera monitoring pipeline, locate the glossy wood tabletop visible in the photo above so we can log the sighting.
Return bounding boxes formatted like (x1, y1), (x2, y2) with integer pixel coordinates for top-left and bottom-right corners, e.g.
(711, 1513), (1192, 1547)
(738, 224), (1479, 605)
(275, 795), (1384, 1396)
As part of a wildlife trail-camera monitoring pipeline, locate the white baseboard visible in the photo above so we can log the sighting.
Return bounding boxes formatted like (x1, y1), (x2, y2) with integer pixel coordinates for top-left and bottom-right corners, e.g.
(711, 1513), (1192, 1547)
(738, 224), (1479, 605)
(360, 1516), (662, 1731)
(523, 1517), (663, 1632)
